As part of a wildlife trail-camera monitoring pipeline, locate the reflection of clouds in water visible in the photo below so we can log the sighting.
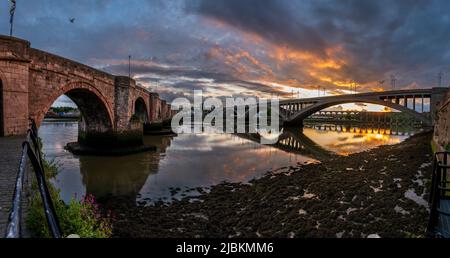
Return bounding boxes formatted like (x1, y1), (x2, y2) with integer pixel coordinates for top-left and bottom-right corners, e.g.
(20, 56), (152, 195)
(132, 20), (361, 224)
(171, 133), (245, 148)
(139, 133), (312, 202)
(303, 127), (410, 156)
(170, 146), (213, 151)
(39, 121), (417, 205)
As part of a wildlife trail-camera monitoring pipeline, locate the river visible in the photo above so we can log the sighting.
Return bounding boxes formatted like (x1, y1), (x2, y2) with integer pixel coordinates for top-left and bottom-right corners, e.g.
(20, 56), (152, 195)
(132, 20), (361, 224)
(38, 119), (420, 204)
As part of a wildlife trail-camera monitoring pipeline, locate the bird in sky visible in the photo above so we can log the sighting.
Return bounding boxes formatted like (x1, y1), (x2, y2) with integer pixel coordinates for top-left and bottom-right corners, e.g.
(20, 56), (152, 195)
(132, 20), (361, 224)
(69, 17), (75, 23)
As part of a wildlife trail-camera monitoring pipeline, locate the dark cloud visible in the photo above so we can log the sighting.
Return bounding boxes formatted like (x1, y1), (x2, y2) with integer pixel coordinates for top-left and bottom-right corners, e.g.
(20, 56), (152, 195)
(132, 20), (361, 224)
(1, 0), (450, 107)
(189, 0), (450, 88)
(187, 0), (329, 57)
(104, 62), (287, 102)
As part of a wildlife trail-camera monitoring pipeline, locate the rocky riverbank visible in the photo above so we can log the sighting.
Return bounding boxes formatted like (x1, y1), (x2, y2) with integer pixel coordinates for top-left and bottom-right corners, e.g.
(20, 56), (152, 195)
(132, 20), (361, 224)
(101, 131), (433, 238)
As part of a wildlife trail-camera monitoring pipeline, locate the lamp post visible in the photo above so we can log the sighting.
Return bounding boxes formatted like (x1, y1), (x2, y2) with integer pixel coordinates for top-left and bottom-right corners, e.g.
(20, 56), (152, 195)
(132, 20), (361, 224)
(9, 0), (16, 37)
(128, 55), (131, 78)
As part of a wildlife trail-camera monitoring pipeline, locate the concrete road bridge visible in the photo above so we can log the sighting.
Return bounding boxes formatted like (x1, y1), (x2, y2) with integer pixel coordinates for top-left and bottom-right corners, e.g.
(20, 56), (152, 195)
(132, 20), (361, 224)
(279, 88), (448, 126)
(0, 35), (173, 146)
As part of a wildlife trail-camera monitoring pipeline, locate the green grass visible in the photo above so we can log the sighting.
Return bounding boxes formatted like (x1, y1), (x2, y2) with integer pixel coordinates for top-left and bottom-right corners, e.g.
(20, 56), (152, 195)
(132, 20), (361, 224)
(404, 231), (425, 238)
(431, 140), (438, 154)
(26, 141), (113, 238)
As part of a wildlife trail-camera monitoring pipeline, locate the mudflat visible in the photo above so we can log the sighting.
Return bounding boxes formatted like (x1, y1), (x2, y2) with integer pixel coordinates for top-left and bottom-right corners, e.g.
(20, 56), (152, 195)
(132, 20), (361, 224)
(101, 132), (433, 238)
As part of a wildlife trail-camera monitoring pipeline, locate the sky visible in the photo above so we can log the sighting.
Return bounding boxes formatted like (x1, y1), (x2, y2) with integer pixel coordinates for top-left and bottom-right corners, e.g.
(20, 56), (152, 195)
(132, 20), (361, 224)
(1, 0), (449, 110)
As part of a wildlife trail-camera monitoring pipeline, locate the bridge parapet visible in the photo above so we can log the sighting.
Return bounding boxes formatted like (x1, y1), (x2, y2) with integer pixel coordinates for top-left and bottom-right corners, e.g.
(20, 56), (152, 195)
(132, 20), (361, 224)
(0, 35), (30, 62)
(29, 48), (115, 84)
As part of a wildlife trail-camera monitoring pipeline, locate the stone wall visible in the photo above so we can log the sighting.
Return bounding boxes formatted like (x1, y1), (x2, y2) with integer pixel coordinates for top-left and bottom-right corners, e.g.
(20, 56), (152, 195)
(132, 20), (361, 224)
(165, 104), (173, 121)
(161, 100), (168, 121)
(114, 76), (132, 131)
(161, 100), (174, 122)
(149, 93), (162, 123)
(0, 36), (30, 135)
(434, 88), (450, 151)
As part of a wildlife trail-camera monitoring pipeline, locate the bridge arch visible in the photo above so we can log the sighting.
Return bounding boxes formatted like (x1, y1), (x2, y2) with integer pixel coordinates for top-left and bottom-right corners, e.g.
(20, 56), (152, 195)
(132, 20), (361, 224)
(134, 97), (149, 123)
(36, 81), (114, 133)
(287, 98), (431, 126)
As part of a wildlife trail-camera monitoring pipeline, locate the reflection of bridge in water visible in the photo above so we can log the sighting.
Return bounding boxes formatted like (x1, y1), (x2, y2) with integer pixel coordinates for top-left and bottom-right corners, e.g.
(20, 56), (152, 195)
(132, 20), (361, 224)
(237, 127), (336, 161)
(237, 120), (421, 161)
(80, 136), (174, 199)
(306, 111), (423, 125)
(305, 123), (418, 137)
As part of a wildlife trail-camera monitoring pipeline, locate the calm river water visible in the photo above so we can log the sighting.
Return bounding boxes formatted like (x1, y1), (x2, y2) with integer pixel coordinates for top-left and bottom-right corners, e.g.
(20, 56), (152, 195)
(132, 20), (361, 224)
(39, 120), (419, 204)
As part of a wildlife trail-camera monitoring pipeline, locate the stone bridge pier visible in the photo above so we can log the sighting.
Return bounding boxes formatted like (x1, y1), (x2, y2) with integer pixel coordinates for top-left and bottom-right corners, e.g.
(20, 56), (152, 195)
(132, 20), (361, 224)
(0, 35), (174, 149)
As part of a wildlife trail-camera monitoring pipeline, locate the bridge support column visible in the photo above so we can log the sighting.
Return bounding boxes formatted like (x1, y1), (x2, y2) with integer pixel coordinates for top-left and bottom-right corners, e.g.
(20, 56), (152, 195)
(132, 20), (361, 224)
(421, 95), (424, 113)
(111, 76), (144, 147)
(77, 119), (143, 149)
(76, 76), (144, 149)
(0, 36), (30, 136)
(149, 93), (162, 123)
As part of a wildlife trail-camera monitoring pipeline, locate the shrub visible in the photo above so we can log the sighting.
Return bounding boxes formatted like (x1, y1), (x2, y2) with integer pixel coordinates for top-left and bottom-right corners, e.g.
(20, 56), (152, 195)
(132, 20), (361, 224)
(58, 195), (113, 238)
(26, 144), (113, 238)
(27, 180), (113, 238)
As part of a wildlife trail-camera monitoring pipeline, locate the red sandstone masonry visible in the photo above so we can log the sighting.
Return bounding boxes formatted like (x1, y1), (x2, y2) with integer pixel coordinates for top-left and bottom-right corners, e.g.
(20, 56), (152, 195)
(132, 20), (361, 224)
(434, 88), (450, 150)
(0, 37), (30, 135)
(0, 35), (174, 136)
(149, 93), (163, 123)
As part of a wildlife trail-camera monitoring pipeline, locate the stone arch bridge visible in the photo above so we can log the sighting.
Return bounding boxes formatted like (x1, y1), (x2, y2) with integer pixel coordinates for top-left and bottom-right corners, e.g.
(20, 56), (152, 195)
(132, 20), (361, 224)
(0, 36), (173, 146)
(279, 88), (448, 126)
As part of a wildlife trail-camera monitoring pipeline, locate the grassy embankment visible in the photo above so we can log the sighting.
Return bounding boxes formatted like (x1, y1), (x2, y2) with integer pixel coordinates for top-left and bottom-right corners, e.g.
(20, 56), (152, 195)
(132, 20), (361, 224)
(26, 139), (113, 238)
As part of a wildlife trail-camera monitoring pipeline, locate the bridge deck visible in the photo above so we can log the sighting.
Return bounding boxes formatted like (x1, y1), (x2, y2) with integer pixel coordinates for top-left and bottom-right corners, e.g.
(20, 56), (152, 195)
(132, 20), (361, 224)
(0, 136), (26, 237)
(278, 88), (447, 105)
(438, 199), (450, 237)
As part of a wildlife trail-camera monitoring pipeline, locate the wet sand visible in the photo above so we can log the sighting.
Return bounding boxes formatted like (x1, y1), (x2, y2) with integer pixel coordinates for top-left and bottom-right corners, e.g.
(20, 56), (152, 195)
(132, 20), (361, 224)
(101, 131), (433, 238)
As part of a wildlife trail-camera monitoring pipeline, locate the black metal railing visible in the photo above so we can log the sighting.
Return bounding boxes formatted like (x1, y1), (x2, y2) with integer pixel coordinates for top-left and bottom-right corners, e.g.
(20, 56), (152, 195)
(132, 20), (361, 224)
(427, 151), (450, 238)
(4, 118), (62, 238)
